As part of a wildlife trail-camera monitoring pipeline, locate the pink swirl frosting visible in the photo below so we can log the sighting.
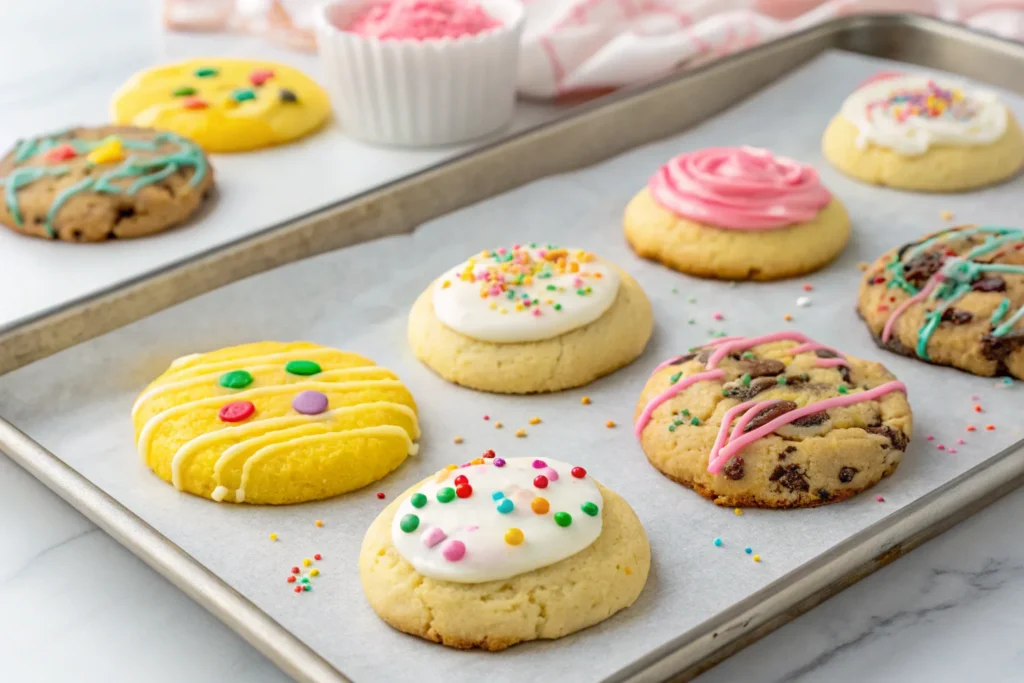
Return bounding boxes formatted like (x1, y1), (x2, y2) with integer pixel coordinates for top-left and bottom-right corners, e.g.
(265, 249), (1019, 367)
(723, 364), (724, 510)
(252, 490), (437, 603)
(648, 146), (832, 230)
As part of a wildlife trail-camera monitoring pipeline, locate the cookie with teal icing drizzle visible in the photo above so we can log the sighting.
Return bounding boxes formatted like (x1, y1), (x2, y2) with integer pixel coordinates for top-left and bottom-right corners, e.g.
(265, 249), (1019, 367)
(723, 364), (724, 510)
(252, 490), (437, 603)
(0, 126), (213, 242)
(858, 224), (1024, 379)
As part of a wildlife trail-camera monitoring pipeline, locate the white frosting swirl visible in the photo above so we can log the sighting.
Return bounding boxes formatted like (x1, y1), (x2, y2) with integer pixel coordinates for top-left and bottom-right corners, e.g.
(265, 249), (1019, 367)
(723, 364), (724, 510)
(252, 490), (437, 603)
(840, 74), (1008, 156)
(391, 457), (602, 583)
(431, 244), (620, 343)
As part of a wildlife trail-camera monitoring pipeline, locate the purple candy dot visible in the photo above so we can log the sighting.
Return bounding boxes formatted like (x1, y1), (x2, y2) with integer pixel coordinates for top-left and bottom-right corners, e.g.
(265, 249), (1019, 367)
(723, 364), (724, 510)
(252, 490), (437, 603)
(292, 390), (328, 415)
(493, 458), (506, 467)
(532, 459), (547, 469)
(442, 540), (466, 562)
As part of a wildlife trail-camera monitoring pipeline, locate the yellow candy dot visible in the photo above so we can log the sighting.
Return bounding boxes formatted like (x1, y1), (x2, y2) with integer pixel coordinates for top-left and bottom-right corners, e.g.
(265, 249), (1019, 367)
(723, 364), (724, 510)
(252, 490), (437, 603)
(86, 137), (124, 165)
(529, 417), (542, 425)
(531, 497), (550, 514)
(733, 508), (742, 516)
(470, 458), (484, 465)
(315, 520), (323, 527)
(310, 568), (320, 577)
(753, 554), (761, 563)
(442, 280), (451, 289)
(504, 528), (524, 546)
(269, 533), (278, 541)
(515, 429), (526, 438)
(302, 558), (312, 567)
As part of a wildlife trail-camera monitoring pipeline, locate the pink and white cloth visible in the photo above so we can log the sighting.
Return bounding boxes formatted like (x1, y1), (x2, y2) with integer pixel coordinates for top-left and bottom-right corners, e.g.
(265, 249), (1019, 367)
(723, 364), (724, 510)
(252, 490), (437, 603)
(163, 0), (1024, 100)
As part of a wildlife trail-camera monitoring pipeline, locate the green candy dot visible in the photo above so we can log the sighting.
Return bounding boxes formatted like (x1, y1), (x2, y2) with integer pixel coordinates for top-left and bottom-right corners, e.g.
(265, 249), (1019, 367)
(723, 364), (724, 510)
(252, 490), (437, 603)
(838, 385), (849, 394)
(673, 420), (683, 427)
(218, 370), (253, 389)
(576, 288), (587, 296)
(581, 502), (599, 517)
(301, 577), (310, 584)
(400, 514), (420, 533)
(742, 352), (756, 360)
(554, 512), (572, 527)
(410, 493), (427, 508)
(172, 86), (197, 97)
(668, 425), (676, 432)
(690, 417), (701, 426)
(670, 372), (682, 384)
(741, 373), (752, 387)
(285, 360), (321, 376)
(554, 303), (562, 311)
(681, 409), (690, 417)
(303, 584), (311, 592)
(437, 487), (455, 503)
(777, 375), (788, 385)
(546, 284), (556, 291)
(232, 88), (256, 102)
(195, 67), (219, 77)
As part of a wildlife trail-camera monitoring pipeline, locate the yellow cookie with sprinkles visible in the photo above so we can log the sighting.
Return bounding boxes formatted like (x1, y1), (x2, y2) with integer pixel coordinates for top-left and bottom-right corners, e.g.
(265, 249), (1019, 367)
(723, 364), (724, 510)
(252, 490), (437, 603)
(111, 59), (331, 153)
(132, 341), (419, 504)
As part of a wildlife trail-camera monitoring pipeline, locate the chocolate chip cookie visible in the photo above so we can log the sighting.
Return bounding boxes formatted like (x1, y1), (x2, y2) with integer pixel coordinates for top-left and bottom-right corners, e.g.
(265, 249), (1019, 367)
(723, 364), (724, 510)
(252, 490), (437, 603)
(634, 332), (912, 508)
(858, 225), (1024, 379)
(0, 126), (213, 242)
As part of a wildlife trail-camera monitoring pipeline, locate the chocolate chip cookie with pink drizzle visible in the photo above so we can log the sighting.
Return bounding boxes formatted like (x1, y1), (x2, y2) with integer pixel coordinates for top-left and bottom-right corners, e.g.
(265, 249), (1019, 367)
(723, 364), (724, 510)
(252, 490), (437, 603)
(634, 332), (912, 508)
(624, 146), (850, 280)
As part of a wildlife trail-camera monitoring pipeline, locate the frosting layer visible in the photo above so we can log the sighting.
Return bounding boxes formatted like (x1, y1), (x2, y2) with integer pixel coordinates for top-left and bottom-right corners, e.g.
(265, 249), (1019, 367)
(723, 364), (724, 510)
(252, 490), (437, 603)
(432, 244), (620, 343)
(840, 74), (1008, 156)
(649, 147), (831, 230)
(391, 457), (602, 583)
(346, 0), (501, 40)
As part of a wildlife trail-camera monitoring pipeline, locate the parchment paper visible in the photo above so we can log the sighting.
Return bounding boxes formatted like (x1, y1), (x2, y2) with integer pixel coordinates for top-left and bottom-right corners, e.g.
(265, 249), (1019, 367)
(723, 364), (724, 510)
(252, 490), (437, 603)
(1, 50), (1023, 683)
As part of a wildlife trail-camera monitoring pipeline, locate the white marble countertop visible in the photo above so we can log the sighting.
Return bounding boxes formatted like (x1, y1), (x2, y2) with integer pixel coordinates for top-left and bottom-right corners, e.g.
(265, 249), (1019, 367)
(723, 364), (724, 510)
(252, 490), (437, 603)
(3, 2), (1024, 682)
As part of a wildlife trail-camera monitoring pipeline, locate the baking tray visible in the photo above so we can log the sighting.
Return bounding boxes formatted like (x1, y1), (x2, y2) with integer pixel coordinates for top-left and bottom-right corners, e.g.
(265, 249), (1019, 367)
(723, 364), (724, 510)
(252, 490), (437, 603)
(2, 14), (1024, 683)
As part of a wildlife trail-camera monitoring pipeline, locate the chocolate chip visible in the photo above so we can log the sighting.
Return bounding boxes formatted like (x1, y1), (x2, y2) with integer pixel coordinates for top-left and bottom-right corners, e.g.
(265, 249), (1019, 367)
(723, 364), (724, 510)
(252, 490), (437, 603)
(903, 250), (944, 287)
(723, 376), (778, 401)
(972, 276), (1006, 293)
(279, 88), (298, 103)
(838, 466), (858, 483)
(782, 374), (809, 387)
(741, 358), (785, 378)
(981, 332), (1024, 365)
(865, 425), (909, 451)
(940, 308), (973, 325)
(817, 489), (831, 501)
(839, 365), (852, 385)
(791, 410), (829, 427)
(668, 352), (697, 366)
(769, 464), (809, 492)
(814, 349), (838, 359)
(723, 457), (744, 480)
(696, 349), (713, 364)
(743, 401), (798, 432)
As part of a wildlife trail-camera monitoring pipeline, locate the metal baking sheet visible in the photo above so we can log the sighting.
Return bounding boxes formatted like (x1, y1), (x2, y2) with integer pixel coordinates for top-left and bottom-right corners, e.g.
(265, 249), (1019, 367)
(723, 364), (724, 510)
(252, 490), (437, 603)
(2, 16), (1024, 683)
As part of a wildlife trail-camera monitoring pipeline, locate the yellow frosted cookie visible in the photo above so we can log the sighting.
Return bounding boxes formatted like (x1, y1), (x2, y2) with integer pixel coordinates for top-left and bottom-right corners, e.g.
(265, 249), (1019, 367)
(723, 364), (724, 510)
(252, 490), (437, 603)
(111, 59), (331, 153)
(132, 341), (419, 504)
(624, 147), (849, 281)
(822, 73), (1024, 192)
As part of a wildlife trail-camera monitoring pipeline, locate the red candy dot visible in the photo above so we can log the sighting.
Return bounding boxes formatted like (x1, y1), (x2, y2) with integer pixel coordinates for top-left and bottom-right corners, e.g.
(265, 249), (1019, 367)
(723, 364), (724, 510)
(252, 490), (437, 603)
(287, 576), (296, 583)
(45, 143), (77, 162)
(376, 492), (385, 499)
(250, 68), (275, 86)
(533, 475), (549, 489)
(182, 96), (209, 110)
(219, 400), (255, 423)
(482, 449), (496, 459)
(314, 553), (322, 561)
(294, 586), (303, 593)
(571, 466), (587, 479)
(454, 474), (469, 487)
(291, 566), (300, 574)
(456, 483), (473, 499)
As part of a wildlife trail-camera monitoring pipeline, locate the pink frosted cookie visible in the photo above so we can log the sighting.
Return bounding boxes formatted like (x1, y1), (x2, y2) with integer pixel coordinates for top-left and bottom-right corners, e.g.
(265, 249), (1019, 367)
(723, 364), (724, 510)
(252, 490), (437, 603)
(634, 331), (912, 508)
(345, 0), (501, 40)
(624, 146), (850, 280)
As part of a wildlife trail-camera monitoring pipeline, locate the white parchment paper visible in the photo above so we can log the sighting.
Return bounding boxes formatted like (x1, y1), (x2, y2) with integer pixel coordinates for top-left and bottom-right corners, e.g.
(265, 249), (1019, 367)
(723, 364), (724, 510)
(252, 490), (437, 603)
(1, 50), (1023, 683)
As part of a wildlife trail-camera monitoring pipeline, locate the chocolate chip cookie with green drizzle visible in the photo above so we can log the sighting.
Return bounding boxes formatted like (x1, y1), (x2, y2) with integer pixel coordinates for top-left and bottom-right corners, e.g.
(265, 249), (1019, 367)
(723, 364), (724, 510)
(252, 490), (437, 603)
(858, 225), (1024, 379)
(0, 125), (213, 242)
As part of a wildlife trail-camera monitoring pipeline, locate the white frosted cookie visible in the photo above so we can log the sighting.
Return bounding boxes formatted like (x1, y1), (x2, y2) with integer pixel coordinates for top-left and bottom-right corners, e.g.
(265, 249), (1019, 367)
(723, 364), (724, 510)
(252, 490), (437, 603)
(408, 243), (653, 393)
(822, 73), (1024, 192)
(360, 456), (650, 649)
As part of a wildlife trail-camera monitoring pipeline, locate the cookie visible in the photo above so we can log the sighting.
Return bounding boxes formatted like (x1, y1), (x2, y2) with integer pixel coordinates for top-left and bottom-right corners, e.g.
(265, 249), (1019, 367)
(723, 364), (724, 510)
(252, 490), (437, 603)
(858, 225), (1024, 379)
(624, 147), (850, 281)
(822, 73), (1024, 192)
(133, 341), (419, 504)
(634, 332), (912, 508)
(408, 244), (653, 393)
(359, 457), (650, 650)
(111, 59), (331, 153)
(0, 126), (212, 242)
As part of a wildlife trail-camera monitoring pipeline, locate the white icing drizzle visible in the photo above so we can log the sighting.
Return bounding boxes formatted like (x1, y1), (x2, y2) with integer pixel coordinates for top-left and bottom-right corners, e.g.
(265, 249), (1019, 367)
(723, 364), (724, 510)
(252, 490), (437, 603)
(431, 245), (621, 343)
(840, 74), (1008, 156)
(391, 457), (602, 583)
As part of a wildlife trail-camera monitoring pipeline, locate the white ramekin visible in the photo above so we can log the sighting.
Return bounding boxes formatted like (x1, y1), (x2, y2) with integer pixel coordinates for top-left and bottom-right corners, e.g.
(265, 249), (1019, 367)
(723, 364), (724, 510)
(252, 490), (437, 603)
(315, 0), (525, 147)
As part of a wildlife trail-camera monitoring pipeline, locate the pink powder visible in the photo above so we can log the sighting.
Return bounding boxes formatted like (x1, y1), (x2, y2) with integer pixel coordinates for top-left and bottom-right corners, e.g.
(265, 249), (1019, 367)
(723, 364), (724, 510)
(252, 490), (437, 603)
(345, 0), (501, 40)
